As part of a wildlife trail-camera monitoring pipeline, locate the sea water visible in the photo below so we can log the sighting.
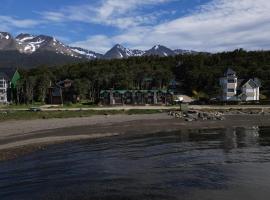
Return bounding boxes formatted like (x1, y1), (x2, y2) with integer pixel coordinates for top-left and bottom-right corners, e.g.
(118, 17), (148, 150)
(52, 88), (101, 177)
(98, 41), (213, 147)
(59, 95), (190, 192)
(1, 127), (270, 200)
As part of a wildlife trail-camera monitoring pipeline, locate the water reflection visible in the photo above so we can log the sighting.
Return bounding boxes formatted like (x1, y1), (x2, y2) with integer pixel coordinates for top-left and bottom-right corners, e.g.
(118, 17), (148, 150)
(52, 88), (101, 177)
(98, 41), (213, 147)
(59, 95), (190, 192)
(223, 127), (260, 151)
(1, 126), (270, 200)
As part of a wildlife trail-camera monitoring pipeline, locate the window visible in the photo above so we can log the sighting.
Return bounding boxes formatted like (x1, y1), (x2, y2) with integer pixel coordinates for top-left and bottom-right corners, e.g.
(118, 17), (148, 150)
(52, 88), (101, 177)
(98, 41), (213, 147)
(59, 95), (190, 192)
(227, 79), (235, 83)
(228, 89), (235, 93)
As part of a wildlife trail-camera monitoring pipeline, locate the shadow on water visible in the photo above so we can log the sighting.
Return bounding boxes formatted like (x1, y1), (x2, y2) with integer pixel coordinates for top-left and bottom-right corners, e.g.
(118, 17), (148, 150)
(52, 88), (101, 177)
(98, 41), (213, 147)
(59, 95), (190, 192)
(1, 126), (270, 200)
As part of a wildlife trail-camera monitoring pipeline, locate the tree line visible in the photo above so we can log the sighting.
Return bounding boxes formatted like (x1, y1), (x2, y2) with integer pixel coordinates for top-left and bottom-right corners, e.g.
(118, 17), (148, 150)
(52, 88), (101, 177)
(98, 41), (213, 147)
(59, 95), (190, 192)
(16, 49), (270, 104)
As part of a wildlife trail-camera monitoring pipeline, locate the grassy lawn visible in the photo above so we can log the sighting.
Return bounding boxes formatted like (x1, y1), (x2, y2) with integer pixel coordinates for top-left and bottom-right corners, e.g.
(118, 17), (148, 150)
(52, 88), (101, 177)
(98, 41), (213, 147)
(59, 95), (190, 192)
(0, 109), (165, 121)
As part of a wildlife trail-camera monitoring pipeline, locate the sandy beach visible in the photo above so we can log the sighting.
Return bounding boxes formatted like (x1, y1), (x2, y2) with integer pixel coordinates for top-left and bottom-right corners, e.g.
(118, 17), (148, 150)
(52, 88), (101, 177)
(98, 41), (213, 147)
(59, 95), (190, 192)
(1, 113), (270, 160)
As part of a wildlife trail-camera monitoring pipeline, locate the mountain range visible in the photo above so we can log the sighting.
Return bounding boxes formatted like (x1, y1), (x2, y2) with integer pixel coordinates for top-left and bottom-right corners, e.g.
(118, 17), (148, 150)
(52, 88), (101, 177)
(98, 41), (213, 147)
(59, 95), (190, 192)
(0, 32), (198, 68)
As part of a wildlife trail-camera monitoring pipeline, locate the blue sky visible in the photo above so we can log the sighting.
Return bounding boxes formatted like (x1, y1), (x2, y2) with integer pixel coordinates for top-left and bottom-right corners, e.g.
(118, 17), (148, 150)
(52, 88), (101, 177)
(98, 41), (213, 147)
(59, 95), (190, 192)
(1, 0), (270, 53)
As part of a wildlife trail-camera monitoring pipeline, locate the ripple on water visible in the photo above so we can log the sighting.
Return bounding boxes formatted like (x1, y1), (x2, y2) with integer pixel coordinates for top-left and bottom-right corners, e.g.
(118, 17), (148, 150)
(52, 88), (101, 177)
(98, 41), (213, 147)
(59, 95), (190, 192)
(1, 127), (270, 200)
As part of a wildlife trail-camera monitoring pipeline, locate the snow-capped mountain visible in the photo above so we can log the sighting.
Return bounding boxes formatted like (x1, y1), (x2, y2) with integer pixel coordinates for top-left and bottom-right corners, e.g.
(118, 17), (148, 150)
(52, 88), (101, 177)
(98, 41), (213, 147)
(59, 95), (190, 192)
(0, 32), (11, 40)
(104, 44), (145, 59)
(70, 47), (103, 59)
(15, 34), (81, 58)
(0, 31), (199, 63)
(103, 44), (199, 59)
(0, 32), (102, 60)
(0, 32), (17, 50)
(144, 45), (176, 57)
(174, 49), (198, 55)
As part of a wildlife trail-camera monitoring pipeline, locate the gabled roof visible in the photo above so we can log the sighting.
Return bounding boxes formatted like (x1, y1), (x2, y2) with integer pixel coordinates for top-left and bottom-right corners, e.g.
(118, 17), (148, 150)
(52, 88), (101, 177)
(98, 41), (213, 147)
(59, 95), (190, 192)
(11, 70), (20, 88)
(242, 79), (260, 89)
(253, 78), (262, 87)
(224, 68), (236, 76)
(56, 79), (73, 88)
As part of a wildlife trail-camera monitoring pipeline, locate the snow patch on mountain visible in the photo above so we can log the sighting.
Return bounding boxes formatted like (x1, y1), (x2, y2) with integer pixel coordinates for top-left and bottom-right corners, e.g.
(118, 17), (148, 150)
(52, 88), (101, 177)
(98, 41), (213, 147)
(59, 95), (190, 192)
(174, 49), (198, 55)
(1, 32), (199, 60)
(70, 47), (103, 59)
(144, 45), (176, 57)
(0, 32), (10, 40)
(104, 44), (146, 59)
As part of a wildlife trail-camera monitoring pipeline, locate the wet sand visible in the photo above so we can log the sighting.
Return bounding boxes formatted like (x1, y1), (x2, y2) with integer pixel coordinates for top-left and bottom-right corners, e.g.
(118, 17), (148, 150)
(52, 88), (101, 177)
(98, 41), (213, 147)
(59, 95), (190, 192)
(0, 113), (270, 160)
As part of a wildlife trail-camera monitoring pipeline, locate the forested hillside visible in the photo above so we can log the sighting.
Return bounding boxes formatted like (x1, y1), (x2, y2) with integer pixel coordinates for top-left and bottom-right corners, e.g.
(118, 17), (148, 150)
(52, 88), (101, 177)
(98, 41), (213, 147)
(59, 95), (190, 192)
(14, 49), (270, 103)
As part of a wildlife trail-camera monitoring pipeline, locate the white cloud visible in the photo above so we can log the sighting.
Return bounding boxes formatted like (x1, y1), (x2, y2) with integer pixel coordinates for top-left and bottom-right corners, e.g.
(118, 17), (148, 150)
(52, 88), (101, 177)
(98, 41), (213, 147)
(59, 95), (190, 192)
(41, 0), (173, 29)
(71, 0), (270, 53)
(0, 15), (41, 29)
(72, 35), (115, 53)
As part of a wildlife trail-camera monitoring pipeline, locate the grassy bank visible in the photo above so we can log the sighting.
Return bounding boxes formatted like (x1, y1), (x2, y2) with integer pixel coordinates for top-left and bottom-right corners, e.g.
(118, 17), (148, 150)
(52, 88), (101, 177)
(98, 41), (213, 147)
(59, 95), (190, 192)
(0, 102), (97, 109)
(0, 109), (165, 122)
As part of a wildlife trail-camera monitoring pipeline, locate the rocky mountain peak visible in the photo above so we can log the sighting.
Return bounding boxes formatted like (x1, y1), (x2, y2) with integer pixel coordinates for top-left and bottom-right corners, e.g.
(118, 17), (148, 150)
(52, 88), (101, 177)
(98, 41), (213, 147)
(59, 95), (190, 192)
(0, 32), (12, 40)
(0, 31), (198, 61)
(144, 45), (176, 57)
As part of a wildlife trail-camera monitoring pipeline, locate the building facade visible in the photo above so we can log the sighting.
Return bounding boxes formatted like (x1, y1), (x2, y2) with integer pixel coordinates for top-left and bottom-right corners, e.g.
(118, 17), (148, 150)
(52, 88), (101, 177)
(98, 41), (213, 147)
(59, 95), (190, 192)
(100, 89), (174, 105)
(47, 79), (78, 104)
(0, 74), (9, 103)
(219, 68), (261, 101)
(0, 69), (20, 104)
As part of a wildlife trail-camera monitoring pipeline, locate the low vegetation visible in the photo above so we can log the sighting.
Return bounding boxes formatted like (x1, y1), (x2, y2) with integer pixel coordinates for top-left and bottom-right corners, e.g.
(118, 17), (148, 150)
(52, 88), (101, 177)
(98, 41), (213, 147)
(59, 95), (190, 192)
(0, 109), (165, 121)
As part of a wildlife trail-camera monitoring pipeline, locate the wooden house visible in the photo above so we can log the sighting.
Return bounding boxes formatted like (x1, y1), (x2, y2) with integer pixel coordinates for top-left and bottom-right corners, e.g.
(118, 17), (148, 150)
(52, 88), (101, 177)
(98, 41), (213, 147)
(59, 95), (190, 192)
(47, 79), (78, 104)
(219, 68), (261, 101)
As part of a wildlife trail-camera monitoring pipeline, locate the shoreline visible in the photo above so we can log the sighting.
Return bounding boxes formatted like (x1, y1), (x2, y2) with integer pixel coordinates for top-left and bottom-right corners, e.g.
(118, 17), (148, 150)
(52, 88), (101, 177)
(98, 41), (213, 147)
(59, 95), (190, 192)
(1, 113), (270, 161)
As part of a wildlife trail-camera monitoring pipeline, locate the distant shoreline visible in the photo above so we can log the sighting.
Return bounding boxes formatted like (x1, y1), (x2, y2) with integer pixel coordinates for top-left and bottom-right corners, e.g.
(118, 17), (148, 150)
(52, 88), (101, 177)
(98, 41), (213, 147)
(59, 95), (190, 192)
(0, 113), (270, 161)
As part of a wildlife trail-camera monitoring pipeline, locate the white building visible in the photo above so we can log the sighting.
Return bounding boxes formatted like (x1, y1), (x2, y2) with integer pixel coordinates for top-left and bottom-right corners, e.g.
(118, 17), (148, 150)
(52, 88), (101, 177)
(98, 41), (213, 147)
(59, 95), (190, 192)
(0, 73), (9, 103)
(219, 68), (261, 101)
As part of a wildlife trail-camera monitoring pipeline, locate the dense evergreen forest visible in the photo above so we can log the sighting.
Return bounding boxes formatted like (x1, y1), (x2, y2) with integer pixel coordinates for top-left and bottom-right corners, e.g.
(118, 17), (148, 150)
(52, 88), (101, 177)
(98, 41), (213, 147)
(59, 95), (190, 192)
(16, 49), (270, 104)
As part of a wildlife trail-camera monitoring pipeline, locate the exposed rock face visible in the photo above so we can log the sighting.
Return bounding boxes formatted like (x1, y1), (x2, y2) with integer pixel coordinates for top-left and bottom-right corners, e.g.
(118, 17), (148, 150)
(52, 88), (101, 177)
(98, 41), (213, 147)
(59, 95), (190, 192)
(144, 45), (176, 57)
(70, 47), (103, 59)
(0, 31), (201, 67)
(15, 34), (81, 57)
(104, 44), (145, 59)
(0, 32), (17, 50)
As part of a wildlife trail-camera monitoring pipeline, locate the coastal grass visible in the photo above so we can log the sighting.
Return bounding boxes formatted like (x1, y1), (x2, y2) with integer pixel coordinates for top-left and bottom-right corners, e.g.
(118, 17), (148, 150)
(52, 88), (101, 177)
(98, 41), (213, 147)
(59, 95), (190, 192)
(1, 102), (97, 109)
(0, 109), (165, 121)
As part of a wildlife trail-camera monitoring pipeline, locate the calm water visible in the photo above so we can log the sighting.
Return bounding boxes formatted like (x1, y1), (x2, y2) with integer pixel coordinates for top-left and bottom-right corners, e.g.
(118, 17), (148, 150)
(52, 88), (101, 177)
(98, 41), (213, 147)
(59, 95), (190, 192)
(1, 127), (270, 200)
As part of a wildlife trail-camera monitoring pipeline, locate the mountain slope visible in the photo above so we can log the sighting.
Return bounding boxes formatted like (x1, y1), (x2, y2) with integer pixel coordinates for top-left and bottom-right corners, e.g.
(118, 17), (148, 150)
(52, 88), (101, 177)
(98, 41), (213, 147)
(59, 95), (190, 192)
(104, 44), (145, 59)
(15, 34), (81, 57)
(174, 49), (198, 55)
(144, 45), (176, 57)
(0, 32), (17, 50)
(0, 50), (86, 69)
(0, 31), (200, 68)
(70, 47), (103, 59)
